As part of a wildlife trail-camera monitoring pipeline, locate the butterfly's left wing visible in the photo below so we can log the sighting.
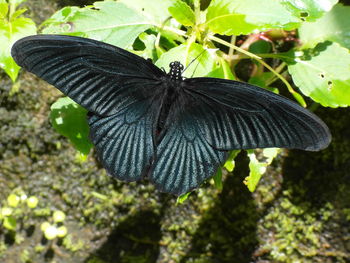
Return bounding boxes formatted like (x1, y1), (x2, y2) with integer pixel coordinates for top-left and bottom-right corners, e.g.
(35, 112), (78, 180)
(183, 77), (331, 152)
(149, 77), (331, 195)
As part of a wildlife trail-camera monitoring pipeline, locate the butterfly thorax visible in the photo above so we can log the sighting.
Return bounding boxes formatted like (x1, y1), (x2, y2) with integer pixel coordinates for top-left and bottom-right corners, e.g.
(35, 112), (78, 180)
(168, 61), (184, 81)
(155, 62), (186, 137)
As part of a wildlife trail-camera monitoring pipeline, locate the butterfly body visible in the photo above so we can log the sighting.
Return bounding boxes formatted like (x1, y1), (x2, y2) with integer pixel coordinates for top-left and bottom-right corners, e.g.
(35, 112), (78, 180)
(11, 35), (331, 195)
(156, 61), (189, 136)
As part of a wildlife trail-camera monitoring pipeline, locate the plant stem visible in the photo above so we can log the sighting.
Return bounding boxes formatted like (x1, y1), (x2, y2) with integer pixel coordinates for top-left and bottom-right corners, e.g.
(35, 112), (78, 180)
(208, 35), (306, 107)
(209, 34), (261, 60)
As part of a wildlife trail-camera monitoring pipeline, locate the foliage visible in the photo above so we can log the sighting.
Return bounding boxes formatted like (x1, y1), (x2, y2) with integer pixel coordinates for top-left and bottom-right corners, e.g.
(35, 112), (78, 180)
(3, 0), (349, 194)
(1, 50), (350, 263)
(40, 210), (68, 240)
(0, 188), (87, 261)
(245, 148), (280, 192)
(50, 97), (93, 155)
(0, 0), (36, 82)
(0, 189), (39, 238)
(288, 41), (350, 107)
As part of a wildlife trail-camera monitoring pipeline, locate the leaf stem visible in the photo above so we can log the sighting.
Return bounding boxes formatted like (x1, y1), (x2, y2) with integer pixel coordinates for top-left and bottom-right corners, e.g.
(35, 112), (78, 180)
(161, 25), (187, 36)
(266, 62), (286, 86)
(209, 34), (261, 60)
(193, 0), (200, 25)
(228, 35), (236, 66)
(208, 35), (306, 107)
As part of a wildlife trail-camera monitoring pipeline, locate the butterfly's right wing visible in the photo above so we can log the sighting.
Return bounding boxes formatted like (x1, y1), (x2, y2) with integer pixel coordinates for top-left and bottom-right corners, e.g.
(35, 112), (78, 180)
(88, 98), (159, 182)
(12, 34), (165, 182)
(11, 34), (165, 116)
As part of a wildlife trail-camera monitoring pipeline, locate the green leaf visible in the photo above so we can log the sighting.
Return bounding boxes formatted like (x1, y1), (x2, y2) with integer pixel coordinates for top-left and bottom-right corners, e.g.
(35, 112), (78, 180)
(262, 148), (280, 161)
(57, 226), (68, 238)
(44, 225), (58, 240)
(176, 192), (191, 204)
(138, 32), (158, 60)
(50, 97), (93, 155)
(4, 216), (17, 231)
(120, 0), (173, 24)
(248, 40), (272, 54)
(9, 0), (26, 6)
(26, 196), (39, 208)
(223, 150), (240, 172)
(53, 210), (66, 223)
(214, 150), (242, 192)
(207, 58), (235, 80)
(156, 43), (219, 78)
(249, 72), (278, 93)
(245, 151), (266, 192)
(206, 0), (300, 35)
(299, 4), (350, 50)
(288, 42), (350, 107)
(169, 0), (195, 26)
(212, 169), (223, 190)
(0, 3), (8, 19)
(10, 8), (27, 20)
(7, 194), (20, 207)
(1, 207), (13, 217)
(281, 0), (337, 22)
(0, 9), (36, 81)
(245, 148), (279, 192)
(42, 0), (173, 49)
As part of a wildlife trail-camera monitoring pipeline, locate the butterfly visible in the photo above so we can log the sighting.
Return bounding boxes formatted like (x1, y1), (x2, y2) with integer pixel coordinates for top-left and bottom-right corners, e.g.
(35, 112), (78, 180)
(11, 35), (331, 195)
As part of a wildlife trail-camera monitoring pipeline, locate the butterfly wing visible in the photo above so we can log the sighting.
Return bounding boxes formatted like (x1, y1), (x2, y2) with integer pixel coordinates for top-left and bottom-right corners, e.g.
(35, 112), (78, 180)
(149, 78), (331, 195)
(12, 34), (165, 182)
(11, 34), (165, 116)
(149, 93), (227, 195)
(183, 77), (331, 151)
(88, 98), (158, 181)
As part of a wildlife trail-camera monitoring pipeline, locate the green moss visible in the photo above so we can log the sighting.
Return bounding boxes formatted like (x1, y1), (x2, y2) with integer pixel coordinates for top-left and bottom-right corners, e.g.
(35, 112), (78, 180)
(259, 192), (325, 262)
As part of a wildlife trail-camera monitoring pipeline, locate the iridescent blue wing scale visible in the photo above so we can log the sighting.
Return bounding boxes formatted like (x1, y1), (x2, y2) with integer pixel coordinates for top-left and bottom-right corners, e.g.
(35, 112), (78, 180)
(88, 98), (158, 181)
(150, 77), (331, 195)
(11, 34), (164, 116)
(149, 92), (227, 195)
(11, 35), (332, 195)
(11, 34), (165, 182)
(183, 78), (331, 151)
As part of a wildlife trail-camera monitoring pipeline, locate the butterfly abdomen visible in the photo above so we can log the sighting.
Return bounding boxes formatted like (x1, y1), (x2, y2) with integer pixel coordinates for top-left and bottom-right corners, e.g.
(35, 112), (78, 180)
(155, 62), (187, 139)
(156, 85), (177, 136)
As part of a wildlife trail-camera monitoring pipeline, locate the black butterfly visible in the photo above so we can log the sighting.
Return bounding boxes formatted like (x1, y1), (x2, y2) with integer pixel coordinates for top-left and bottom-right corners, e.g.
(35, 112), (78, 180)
(11, 35), (331, 195)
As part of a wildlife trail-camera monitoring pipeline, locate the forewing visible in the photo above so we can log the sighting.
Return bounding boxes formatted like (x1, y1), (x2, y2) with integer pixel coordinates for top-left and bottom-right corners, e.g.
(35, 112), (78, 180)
(11, 34), (165, 116)
(88, 97), (157, 181)
(149, 98), (227, 195)
(183, 78), (331, 151)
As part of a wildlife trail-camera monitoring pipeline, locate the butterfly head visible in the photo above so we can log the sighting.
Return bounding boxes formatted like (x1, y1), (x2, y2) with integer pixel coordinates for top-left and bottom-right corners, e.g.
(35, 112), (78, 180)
(168, 61), (184, 81)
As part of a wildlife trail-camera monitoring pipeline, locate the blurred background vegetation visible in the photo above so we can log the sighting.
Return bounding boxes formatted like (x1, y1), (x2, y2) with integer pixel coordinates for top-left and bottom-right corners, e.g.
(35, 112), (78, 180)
(1, 0), (350, 262)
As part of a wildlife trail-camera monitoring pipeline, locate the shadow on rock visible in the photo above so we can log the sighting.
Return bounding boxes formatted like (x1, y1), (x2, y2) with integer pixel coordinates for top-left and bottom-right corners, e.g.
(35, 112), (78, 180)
(282, 107), (350, 208)
(85, 209), (162, 263)
(280, 107), (350, 260)
(180, 152), (259, 263)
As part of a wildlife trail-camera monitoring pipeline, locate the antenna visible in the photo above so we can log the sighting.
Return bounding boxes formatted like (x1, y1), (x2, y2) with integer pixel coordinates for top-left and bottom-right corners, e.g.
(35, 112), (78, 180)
(182, 49), (207, 77)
